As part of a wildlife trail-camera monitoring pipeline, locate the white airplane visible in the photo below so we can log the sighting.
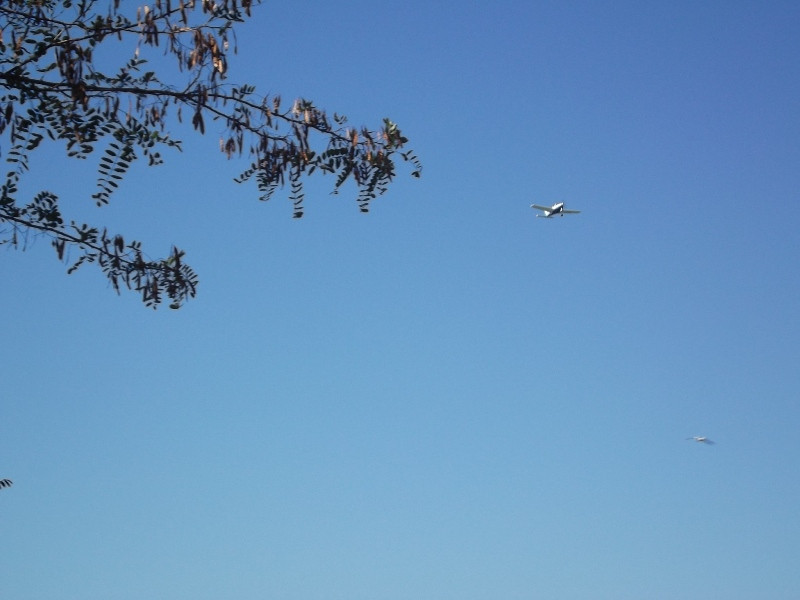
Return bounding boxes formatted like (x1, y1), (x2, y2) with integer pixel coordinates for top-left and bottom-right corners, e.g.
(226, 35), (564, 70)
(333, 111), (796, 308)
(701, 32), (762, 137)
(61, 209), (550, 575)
(687, 436), (715, 445)
(530, 202), (581, 218)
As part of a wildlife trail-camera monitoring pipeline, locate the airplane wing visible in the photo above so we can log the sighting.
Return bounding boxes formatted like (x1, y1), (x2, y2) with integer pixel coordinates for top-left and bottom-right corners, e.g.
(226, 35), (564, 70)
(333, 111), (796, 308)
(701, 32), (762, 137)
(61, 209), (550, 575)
(561, 209), (581, 214)
(530, 204), (550, 211)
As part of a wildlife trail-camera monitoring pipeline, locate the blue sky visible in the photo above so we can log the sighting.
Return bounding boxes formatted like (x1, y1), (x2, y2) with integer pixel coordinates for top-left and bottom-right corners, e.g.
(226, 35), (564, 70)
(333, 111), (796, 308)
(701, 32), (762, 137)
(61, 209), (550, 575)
(2, 1), (800, 598)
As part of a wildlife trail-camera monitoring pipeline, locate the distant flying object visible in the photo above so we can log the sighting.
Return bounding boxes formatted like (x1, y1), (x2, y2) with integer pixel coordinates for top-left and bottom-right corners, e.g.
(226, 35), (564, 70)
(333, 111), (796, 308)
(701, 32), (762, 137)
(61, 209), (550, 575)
(530, 202), (581, 218)
(0, 478), (11, 489)
(687, 436), (715, 445)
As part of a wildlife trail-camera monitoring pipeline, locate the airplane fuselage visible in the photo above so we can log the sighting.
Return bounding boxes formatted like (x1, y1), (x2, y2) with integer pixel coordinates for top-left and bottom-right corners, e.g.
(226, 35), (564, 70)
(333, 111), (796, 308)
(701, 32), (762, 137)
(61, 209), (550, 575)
(544, 202), (566, 217)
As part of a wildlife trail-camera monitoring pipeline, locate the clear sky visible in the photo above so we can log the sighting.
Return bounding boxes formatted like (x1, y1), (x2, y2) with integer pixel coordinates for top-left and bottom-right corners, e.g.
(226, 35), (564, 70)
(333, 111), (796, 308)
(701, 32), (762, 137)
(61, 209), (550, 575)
(2, 1), (800, 598)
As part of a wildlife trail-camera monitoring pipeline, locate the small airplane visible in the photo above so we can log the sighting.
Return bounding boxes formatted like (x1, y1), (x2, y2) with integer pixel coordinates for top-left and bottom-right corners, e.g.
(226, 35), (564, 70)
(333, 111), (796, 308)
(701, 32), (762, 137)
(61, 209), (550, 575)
(686, 436), (715, 445)
(530, 202), (581, 218)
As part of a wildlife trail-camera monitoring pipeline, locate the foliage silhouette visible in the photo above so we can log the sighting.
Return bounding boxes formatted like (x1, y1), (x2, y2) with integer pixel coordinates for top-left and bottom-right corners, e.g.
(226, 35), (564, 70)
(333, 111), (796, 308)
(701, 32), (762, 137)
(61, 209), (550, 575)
(0, 0), (421, 308)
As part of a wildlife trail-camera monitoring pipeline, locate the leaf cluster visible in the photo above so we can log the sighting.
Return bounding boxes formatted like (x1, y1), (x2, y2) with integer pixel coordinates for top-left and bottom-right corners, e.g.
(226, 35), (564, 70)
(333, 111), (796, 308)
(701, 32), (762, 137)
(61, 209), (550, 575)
(0, 0), (420, 307)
